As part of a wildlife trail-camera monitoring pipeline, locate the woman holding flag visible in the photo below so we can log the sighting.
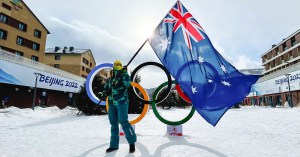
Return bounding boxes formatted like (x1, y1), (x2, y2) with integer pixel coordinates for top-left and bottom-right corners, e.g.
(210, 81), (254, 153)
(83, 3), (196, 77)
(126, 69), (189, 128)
(100, 60), (136, 153)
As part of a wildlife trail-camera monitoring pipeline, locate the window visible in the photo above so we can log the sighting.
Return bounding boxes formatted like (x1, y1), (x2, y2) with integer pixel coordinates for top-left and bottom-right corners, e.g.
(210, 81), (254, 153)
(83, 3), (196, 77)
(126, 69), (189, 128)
(291, 37), (297, 46)
(0, 29), (7, 40)
(55, 55), (61, 60)
(281, 56), (285, 64)
(86, 68), (91, 73)
(34, 29), (41, 38)
(16, 36), (23, 45)
(83, 58), (89, 65)
(283, 43), (287, 51)
(2, 3), (11, 10)
(82, 66), (85, 71)
(33, 43), (37, 50)
(32, 43), (40, 51)
(54, 64), (60, 69)
(15, 51), (23, 56)
(31, 55), (39, 62)
(82, 75), (87, 78)
(18, 23), (27, 31)
(0, 14), (7, 23)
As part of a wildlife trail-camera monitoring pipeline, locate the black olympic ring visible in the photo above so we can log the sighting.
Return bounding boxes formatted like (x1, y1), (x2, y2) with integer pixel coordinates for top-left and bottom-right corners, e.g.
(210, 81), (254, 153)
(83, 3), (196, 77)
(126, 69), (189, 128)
(130, 62), (172, 104)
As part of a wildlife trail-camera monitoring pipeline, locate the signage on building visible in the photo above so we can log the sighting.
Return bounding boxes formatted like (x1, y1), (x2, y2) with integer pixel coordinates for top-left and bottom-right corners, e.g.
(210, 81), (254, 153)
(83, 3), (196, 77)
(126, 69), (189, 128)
(252, 70), (300, 96)
(0, 59), (83, 93)
(274, 73), (300, 85)
(11, 0), (22, 10)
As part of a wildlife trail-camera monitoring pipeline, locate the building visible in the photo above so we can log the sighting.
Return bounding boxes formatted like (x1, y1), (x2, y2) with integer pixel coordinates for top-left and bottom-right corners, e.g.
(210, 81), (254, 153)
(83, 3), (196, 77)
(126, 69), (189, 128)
(0, 0), (50, 63)
(262, 30), (300, 76)
(97, 69), (111, 81)
(44, 47), (97, 78)
(0, 0), (84, 109)
(244, 29), (300, 107)
(0, 48), (85, 108)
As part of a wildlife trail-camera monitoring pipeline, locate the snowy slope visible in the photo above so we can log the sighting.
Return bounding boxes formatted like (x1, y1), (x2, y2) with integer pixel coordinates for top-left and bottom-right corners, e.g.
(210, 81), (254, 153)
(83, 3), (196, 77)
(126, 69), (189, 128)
(0, 106), (299, 157)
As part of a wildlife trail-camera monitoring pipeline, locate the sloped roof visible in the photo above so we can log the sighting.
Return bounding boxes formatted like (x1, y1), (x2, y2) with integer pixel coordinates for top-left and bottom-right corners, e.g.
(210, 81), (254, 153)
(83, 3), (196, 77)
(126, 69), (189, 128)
(45, 47), (97, 64)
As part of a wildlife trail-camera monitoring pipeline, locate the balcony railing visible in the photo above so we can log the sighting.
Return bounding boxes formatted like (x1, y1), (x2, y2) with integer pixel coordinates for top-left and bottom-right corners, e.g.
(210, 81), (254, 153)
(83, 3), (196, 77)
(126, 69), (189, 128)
(262, 42), (300, 65)
(259, 61), (300, 83)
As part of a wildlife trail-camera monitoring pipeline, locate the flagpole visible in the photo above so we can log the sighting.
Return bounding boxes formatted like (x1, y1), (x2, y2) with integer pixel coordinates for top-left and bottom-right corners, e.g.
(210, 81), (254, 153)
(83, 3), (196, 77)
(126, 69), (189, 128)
(126, 0), (179, 67)
(126, 39), (147, 67)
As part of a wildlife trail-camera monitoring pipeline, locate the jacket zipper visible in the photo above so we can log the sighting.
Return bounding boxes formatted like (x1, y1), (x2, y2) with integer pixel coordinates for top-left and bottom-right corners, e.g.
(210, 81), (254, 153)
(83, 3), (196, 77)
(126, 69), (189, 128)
(111, 78), (114, 106)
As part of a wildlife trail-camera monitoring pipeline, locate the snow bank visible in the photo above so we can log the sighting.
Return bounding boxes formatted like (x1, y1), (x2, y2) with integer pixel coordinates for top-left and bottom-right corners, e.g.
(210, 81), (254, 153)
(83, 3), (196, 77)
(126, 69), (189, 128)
(0, 106), (299, 157)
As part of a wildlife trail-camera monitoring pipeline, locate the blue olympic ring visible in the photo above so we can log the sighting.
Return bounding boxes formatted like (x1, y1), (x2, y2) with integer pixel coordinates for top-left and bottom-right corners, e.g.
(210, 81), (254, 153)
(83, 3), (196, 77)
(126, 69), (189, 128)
(86, 63), (113, 106)
(175, 60), (220, 98)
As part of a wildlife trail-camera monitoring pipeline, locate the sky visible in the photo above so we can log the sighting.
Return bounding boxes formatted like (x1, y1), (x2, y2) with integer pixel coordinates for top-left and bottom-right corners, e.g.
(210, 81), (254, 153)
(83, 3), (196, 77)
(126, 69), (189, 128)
(24, 0), (300, 88)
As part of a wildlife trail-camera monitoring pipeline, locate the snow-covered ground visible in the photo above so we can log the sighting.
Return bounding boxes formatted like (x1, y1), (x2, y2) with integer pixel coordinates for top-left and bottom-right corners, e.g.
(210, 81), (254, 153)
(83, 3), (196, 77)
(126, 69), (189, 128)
(0, 106), (299, 157)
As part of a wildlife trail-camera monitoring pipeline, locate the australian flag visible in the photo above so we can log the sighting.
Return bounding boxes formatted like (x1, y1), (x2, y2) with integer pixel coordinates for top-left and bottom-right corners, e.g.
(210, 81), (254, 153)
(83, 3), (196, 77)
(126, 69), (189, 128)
(148, 1), (260, 126)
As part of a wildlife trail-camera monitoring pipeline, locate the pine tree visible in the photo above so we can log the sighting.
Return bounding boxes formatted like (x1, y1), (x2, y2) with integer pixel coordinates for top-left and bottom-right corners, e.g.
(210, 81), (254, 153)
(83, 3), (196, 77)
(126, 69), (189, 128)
(156, 88), (175, 109)
(156, 87), (192, 109)
(76, 75), (107, 115)
(177, 92), (192, 109)
(128, 72), (144, 114)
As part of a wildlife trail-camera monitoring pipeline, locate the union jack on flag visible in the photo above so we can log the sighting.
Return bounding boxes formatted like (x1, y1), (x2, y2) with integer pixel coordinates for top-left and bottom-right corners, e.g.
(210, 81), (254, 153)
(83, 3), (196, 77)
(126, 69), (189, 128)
(164, 1), (205, 49)
(148, 1), (260, 126)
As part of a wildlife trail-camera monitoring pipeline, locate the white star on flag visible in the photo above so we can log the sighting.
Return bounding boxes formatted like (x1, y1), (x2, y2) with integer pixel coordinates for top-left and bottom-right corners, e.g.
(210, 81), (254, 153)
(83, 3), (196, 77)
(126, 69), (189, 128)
(191, 85), (197, 94)
(208, 79), (213, 83)
(220, 65), (227, 73)
(158, 38), (171, 51)
(221, 81), (231, 87)
(198, 56), (204, 64)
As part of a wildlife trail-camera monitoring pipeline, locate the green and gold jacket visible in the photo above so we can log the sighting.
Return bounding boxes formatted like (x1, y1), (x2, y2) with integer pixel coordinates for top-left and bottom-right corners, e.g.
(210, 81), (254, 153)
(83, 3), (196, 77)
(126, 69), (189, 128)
(103, 70), (131, 106)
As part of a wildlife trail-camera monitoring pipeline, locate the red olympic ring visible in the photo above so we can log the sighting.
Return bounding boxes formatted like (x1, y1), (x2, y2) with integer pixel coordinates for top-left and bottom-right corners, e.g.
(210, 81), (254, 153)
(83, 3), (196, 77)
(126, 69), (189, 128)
(175, 84), (191, 103)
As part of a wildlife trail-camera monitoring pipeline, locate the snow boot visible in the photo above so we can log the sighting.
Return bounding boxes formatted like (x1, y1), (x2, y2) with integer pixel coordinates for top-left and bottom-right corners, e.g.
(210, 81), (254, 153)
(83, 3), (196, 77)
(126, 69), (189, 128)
(129, 143), (135, 153)
(106, 148), (118, 153)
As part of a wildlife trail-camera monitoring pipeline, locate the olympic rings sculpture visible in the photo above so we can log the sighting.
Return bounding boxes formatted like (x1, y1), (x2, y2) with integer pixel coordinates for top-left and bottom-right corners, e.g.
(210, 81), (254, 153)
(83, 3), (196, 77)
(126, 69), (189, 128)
(86, 62), (195, 126)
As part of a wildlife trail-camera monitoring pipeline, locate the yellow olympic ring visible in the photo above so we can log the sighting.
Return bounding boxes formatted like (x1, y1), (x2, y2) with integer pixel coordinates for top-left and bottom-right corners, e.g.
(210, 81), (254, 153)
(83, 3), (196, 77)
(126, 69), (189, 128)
(106, 82), (149, 125)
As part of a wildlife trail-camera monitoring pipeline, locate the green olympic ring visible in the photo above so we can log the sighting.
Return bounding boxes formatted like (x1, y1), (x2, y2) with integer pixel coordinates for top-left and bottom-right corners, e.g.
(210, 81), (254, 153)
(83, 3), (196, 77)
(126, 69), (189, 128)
(151, 80), (195, 126)
(86, 62), (195, 125)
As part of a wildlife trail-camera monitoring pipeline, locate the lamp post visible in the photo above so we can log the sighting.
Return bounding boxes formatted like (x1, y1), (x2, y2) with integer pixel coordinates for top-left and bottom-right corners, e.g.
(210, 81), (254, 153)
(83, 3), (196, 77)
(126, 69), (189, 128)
(32, 72), (42, 110)
(285, 73), (293, 108)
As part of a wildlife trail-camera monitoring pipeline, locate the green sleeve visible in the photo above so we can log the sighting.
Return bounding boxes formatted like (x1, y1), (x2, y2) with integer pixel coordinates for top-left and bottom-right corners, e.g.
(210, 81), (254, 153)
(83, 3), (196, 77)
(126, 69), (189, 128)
(103, 79), (111, 96)
(122, 72), (131, 88)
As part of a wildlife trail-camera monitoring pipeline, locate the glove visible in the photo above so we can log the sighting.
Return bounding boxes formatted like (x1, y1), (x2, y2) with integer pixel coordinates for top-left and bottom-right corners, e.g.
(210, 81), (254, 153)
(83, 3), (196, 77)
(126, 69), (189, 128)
(122, 66), (127, 72)
(97, 92), (106, 101)
(98, 92), (103, 97)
